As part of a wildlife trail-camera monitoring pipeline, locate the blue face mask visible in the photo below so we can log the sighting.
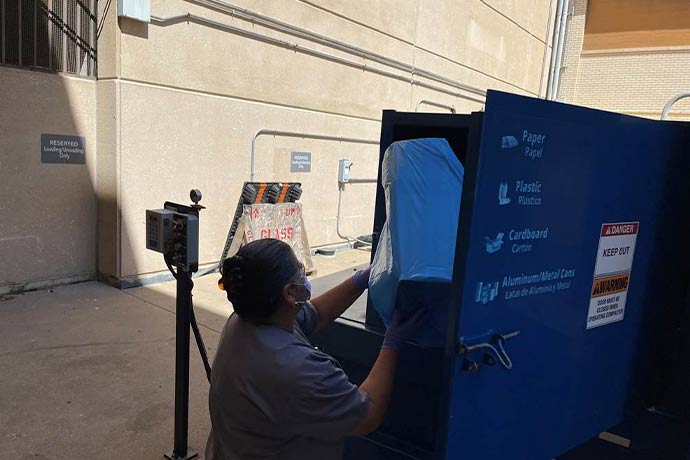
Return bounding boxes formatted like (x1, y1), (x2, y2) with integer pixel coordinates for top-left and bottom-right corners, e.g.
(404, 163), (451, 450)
(303, 274), (312, 300)
(291, 271), (312, 304)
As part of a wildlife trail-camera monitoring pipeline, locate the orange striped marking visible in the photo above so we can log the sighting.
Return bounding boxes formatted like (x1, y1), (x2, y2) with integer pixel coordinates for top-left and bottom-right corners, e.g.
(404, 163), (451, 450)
(278, 184), (290, 203)
(255, 183), (267, 203)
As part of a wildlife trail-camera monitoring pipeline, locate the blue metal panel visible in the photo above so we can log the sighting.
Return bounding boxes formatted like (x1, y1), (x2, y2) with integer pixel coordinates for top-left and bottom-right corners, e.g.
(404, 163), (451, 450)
(445, 91), (690, 459)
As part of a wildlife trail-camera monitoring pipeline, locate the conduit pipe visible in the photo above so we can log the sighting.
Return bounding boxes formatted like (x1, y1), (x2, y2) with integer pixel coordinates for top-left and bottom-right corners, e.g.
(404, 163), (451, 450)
(546, 0), (568, 100)
(415, 100), (457, 113)
(149, 14), (487, 105)
(185, 0), (487, 99)
(661, 92), (690, 120)
(336, 186), (375, 247)
(250, 129), (379, 182)
(550, 0), (570, 101)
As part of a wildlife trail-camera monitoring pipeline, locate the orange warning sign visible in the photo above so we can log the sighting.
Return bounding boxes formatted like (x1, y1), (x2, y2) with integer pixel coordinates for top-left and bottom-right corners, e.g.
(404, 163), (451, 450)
(591, 273), (630, 298)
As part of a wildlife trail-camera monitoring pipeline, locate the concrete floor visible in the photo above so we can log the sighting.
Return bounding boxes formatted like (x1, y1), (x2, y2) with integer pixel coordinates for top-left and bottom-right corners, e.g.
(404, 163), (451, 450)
(0, 249), (370, 460)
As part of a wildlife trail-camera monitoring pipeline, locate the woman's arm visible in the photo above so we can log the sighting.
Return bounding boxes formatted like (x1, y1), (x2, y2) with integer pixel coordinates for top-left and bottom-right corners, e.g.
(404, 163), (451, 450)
(352, 348), (399, 435)
(351, 306), (430, 435)
(310, 276), (365, 334)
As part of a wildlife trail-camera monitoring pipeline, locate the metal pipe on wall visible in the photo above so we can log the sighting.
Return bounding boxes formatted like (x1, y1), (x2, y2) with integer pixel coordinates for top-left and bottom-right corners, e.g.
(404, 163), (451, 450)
(250, 129), (379, 182)
(150, 14), (487, 105)
(546, 0), (565, 100)
(346, 178), (378, 184)
(336, 186), (375, 247)
(661, 92), (690, 120)
(252, 128), (379, 246)
(185, 0), (488, 99)
(551, 0), (570, 101)
(415, 100), (457, 113)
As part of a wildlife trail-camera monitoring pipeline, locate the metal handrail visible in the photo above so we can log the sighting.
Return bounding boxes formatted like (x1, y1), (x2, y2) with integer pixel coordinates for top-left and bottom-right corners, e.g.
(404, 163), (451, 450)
(661, 92), (690, 120)
(250, 129), (378, 181)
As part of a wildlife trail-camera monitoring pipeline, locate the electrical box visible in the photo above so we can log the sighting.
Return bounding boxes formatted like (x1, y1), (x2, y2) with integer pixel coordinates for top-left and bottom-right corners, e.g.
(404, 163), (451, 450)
(146, 208), (199, 272)
(118, 0), (150, 22)
(338, 159), (352, 185)
(146, 209), (173, 253)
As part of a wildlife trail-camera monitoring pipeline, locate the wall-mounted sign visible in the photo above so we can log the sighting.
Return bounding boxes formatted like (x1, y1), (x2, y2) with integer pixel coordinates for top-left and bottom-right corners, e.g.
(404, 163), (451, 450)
(290, 152), (311, 172)
(41, 134), (86, 164)
(586, 221), (639, 329)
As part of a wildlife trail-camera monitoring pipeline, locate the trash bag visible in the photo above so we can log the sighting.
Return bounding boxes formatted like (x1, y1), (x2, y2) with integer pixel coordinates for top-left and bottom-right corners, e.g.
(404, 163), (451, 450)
(368, 138), (463, 347)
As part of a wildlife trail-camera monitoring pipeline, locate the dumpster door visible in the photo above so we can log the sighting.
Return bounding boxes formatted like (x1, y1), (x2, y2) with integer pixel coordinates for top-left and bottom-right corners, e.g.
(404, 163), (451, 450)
(444, 91), (690, 460)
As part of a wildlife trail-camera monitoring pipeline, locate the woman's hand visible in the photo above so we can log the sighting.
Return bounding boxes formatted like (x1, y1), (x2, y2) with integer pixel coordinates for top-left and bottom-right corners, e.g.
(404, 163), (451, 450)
(351, 266), (371, 290)
(382, 307), (431, 351)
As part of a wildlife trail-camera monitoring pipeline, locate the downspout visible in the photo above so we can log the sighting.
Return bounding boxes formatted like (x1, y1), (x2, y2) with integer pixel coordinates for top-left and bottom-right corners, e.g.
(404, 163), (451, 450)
(551, 0), (570, 101)
(546, 0), (566, 100)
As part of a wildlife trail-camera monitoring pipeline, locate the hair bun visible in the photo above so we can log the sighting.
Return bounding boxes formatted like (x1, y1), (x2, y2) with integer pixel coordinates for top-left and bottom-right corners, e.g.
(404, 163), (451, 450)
(224, 255), (246, 297)
(228, 254), (244, 270)
(222, 254), (244, 274)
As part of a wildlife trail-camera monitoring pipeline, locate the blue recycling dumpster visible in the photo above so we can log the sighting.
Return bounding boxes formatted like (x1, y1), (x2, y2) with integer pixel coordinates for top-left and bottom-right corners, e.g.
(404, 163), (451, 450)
(312, 91), (690, 460)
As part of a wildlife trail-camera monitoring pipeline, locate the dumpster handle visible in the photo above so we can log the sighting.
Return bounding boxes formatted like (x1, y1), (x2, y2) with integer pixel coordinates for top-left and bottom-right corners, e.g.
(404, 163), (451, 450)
(458, 331), (520, 371)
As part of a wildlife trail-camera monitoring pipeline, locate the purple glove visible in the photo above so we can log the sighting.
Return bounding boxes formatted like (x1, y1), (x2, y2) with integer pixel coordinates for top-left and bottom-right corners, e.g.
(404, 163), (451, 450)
(351, 266), (371, 290)
(382, 307), (431, 351)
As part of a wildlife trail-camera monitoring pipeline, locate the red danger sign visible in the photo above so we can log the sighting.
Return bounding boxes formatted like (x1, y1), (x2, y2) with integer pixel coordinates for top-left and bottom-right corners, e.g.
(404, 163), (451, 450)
(594, 221), (639, 277)
(601, 222), (638, 237)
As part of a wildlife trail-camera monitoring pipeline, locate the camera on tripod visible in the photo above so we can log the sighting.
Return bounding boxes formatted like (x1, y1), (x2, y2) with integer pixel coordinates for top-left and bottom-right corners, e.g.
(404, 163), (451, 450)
(146, 189), (204, 272)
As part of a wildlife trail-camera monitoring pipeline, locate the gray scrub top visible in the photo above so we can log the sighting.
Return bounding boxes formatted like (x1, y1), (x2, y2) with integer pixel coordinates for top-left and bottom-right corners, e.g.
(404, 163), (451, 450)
(206, 303), (370, 460)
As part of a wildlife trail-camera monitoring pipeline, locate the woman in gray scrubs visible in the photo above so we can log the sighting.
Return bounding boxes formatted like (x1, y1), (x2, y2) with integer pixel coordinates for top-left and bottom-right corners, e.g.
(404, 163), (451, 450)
(207, 238), (427, 460)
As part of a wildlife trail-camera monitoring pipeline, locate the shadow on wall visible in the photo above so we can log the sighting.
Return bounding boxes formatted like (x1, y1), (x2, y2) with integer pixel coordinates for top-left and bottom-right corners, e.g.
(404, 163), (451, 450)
(0, 0), (102, 294)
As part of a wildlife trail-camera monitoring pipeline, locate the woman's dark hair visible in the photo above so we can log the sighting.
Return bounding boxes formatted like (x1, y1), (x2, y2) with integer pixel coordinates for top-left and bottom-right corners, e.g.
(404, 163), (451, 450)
(222, 239), (302, 323)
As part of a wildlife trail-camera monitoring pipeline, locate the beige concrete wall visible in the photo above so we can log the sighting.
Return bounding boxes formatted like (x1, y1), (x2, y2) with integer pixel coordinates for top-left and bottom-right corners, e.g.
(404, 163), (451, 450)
(115, 82), (381, 278)
(96, 0), (555, 282)
(0, 67), (97, 292)
(557, 0), (690, 120)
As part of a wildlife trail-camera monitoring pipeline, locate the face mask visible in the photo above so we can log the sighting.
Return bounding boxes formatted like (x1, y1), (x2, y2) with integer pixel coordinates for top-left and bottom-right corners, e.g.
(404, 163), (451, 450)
(291, 272), (312, 305)
(303, 274), (312, 299)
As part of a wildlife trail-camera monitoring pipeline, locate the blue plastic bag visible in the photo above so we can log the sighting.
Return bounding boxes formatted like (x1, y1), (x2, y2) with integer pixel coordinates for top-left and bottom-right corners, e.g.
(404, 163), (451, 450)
(368, 138), (463, 347)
